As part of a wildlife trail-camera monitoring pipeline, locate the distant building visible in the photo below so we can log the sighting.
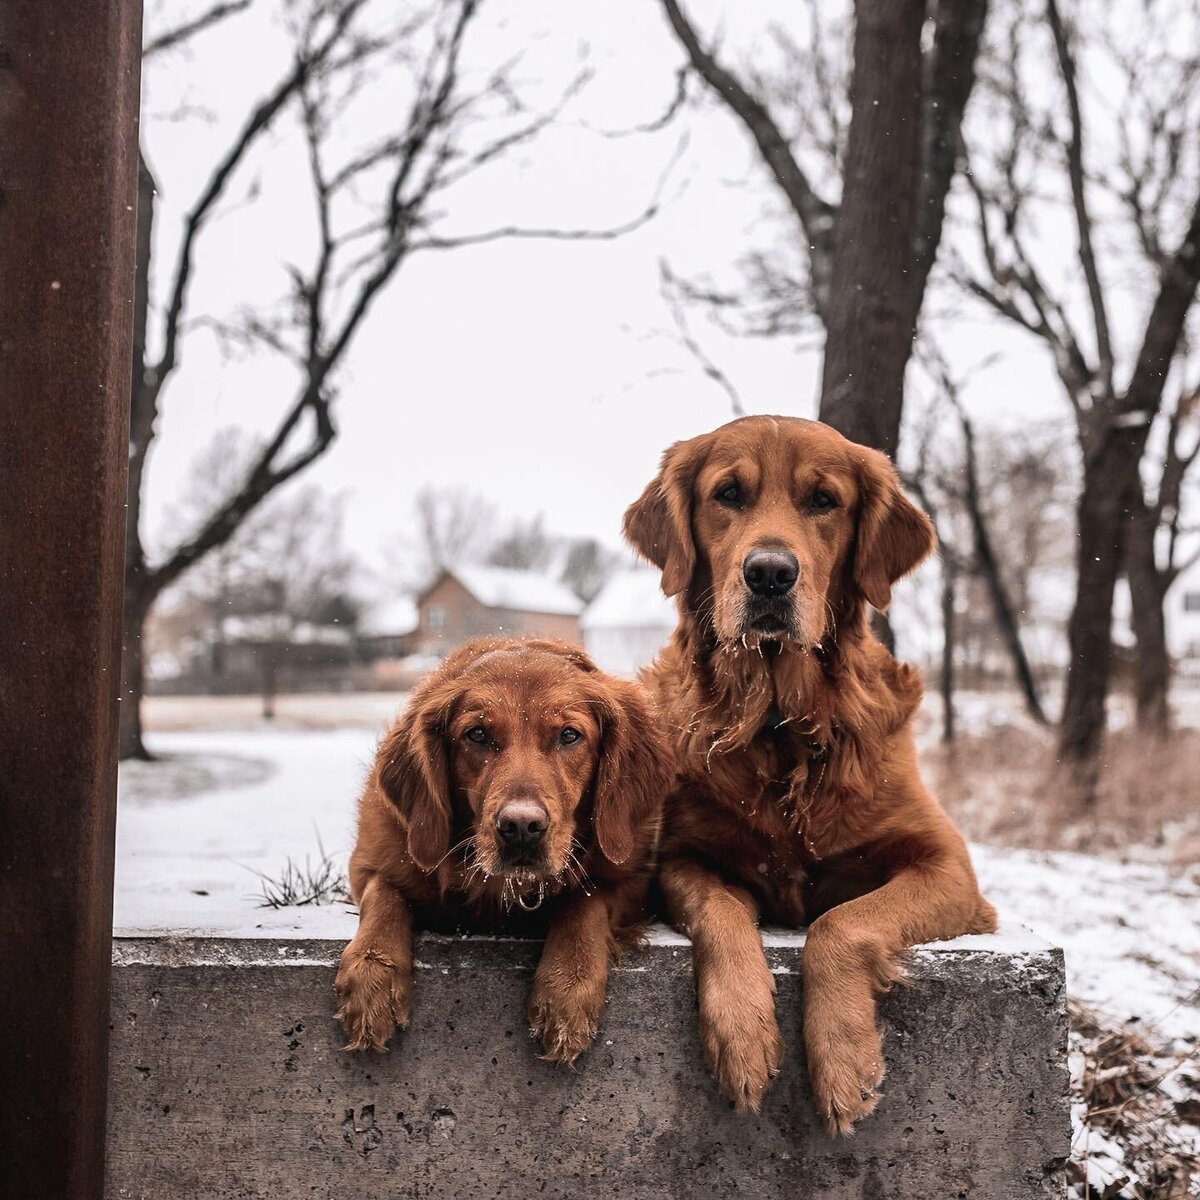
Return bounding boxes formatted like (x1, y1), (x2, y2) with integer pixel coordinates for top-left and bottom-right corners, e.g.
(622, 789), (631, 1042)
(582, 568), (676, 677)
(412, 566), (584, 656)
(1167, 556), (1200, 673)
(357, 596), (419, 661)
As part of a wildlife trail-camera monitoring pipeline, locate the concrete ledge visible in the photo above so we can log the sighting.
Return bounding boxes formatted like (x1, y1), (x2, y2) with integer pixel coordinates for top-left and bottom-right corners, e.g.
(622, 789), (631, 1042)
(107, 922), (1068, 1199)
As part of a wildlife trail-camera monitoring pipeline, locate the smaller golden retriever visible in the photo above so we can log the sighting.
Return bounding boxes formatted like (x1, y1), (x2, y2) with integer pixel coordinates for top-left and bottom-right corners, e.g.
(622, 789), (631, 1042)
(335, 636), (670, 1063)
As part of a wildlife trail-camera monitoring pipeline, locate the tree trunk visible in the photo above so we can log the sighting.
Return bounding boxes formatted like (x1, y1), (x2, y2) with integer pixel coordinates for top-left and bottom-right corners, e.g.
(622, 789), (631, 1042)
(1126, 499), (1171, 735)
(941, 554), (957, 745)
(262, 646), (278, 721)
(119, 581), (155, 761)
(1058, 433), (1141, 772)
(818, 0), (925, 458)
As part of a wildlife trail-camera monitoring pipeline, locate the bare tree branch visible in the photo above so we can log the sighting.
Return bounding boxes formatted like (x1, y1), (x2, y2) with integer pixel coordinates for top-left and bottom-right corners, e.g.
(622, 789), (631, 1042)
(409, 131), (683, 253)
(577, 65), (690, 138)
(913, 0), (989, 302)
(152, 0), (365, 388)
(1120, 188), (1200, 424)
(408, 205), (661, 253)
(143, 0), (252, 58)
(1046, 0), (1114, 390)
(659, 259), (744, 416)
(921, 344), (1049, 724)
(659, 0), (835, 317)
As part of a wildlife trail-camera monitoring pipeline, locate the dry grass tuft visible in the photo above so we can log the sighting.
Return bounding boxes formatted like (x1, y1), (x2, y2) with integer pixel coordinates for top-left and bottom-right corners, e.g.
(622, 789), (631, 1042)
(257, 838), (350, 908)
(926, 727), (1200, 862)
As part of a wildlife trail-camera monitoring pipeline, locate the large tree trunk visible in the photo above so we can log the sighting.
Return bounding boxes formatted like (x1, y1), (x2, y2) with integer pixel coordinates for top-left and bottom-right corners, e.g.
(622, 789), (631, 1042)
(1126, 499), (1171, 735)
(1058, 435), (1141, 771)
(818, 0), (925, 458)
(118, 581), (155, 761)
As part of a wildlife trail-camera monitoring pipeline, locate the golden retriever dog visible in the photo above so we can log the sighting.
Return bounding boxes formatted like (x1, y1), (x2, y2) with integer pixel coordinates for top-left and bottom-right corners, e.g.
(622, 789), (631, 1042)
(624, 415), (997, 1134)
(335, 637), (670, 1064)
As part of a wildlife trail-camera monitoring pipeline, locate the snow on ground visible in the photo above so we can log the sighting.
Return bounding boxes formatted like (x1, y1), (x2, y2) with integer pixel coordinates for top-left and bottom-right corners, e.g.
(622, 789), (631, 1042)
(116, 728), (1200, 1047)
(973, 845), (1200, 1047)
(115, 728), (377, 935)
(116, 726), (1199, 1192)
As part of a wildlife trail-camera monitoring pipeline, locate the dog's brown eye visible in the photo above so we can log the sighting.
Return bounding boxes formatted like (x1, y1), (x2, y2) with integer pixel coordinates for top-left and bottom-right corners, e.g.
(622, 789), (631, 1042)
(810, 489), (837, 512)
(464, 725), (488, 745)
(715, 482), (742, 506)
(559, 727), (582, 746)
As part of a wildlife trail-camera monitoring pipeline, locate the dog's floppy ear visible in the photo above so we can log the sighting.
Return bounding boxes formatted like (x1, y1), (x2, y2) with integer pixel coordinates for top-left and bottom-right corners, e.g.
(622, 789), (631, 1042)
(376, 685), (455, 872)
(591, 678), (671, 866)
(623, 435), (705, 597)
(852, 447), (936, 612)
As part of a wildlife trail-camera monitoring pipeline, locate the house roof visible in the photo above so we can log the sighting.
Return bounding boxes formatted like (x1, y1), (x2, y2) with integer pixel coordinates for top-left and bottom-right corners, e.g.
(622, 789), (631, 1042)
(582, 568), (676, 631)
(441, 565), (584, 617)
(358, 596), (419, 638)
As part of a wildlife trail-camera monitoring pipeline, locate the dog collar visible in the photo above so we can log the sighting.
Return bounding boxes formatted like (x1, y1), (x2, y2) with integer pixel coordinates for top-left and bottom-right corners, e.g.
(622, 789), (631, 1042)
(516, 881), (545, 912)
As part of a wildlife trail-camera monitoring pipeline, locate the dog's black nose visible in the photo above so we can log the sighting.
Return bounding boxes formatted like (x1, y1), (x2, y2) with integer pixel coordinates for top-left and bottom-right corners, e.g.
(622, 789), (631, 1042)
(742, 549), (799, 597)
(496, 800), (548, 848)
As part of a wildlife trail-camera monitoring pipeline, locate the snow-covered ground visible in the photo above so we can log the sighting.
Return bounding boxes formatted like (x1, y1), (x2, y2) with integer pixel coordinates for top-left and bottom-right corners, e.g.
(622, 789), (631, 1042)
(115, 728), (376, 935)
(115, 728), (1200, 1044)
(973, 845), (1200, 1047)
(117, 724), (1199, 1193)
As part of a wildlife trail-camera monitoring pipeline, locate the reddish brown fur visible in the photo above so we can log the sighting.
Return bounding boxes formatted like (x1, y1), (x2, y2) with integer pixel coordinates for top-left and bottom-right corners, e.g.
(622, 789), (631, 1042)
(625, 415), (997, 1134)
(335, 637), (671, 1064)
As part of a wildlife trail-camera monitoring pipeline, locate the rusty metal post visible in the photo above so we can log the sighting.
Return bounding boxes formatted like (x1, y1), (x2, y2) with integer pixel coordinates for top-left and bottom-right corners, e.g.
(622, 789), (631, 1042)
(0, 3), (143, 1198)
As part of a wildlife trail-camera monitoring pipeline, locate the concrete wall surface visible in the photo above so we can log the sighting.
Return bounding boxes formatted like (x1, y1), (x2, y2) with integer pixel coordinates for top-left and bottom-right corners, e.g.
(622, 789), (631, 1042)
(107, 923), (1069, 1199)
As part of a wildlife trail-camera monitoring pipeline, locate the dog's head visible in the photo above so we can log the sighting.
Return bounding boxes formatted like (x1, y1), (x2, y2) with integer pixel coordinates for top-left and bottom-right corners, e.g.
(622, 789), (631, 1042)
(624, 416), (934, 647)
(375, 638), (667, 883)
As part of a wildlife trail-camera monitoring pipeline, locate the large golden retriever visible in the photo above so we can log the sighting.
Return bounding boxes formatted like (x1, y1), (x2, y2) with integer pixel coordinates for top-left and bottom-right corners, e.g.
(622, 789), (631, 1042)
(625, 415), (996, 1135)
(335, 637), (669, 1064)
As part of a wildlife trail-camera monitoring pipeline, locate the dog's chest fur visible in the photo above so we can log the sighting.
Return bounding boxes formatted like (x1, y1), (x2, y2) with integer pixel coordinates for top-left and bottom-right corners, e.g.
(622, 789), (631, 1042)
(653, 632), (922, 924)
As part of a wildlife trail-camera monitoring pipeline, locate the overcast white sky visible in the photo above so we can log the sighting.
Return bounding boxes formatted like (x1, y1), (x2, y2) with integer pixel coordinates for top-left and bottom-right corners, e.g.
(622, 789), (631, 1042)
(137, 0), (1149, 588)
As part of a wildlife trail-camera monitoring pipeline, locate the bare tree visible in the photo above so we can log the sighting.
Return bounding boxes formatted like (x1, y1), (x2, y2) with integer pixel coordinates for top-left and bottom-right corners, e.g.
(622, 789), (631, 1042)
(405, 486), (499, 588)
(905, 359), (1051, 730)
(949, 0), (1200, 775)
(487, 515), (555, 572)
(954, 403), (1049, 724)
(903, 428), (968, 744)
(658, 0), (989, 456)
(922, 349), (1049, 723)
(161, 429), (359, 682)
(123, 0), (665, 757)
(560, 537), (623, 604)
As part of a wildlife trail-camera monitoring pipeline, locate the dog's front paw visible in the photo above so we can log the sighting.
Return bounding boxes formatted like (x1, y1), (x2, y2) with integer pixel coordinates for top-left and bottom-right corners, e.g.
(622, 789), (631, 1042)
(528, 972), (605, 1065)
(335, 947), (410, 1052)
(698, 966), (784, 1111)
(805, 1015), (885, 1136)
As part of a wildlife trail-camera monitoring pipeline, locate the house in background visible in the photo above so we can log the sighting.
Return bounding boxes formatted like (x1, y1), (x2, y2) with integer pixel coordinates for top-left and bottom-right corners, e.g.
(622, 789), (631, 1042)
(582, 568), (676, 677)
(412, 566), (583, 656)
(1166, 555), (1200, 675)
(357, 595), (418, 661)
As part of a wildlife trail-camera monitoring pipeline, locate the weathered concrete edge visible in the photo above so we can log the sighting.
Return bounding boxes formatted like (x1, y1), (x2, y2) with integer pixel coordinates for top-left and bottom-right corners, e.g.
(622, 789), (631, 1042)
(112, 919), (1059, 969)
